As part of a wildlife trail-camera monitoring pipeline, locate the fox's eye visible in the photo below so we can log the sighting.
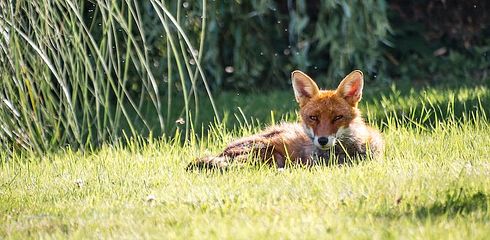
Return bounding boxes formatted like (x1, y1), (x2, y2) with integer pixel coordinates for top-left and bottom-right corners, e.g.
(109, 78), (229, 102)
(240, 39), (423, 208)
(333, 115), (343, 122)
(309, 115), (318, 121)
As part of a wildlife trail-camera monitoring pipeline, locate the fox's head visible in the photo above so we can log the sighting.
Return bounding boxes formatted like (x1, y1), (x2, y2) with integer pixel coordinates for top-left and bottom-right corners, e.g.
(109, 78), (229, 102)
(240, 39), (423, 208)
(292, 70), (364, 150)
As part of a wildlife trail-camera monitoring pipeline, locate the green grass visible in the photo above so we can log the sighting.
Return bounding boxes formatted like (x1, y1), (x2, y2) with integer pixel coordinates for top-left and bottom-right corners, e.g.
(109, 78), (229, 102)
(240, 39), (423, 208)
(1, 85), (490, 239)
(0, 0), (217, 153)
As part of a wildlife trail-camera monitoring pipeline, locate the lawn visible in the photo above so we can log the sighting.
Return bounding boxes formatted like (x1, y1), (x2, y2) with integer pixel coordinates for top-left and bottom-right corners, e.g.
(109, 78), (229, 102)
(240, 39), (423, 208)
(1, 85), (490, 239)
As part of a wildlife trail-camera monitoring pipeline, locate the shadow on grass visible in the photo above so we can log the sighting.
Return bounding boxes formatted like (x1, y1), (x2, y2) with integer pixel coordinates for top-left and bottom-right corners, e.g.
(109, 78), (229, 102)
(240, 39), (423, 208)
(375, 188), (489, 220)
(413, 189), (488, 219)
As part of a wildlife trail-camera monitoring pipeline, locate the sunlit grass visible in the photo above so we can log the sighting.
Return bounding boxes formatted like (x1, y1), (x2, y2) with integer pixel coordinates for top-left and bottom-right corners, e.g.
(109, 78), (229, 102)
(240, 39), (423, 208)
(1, 86), (489, 239)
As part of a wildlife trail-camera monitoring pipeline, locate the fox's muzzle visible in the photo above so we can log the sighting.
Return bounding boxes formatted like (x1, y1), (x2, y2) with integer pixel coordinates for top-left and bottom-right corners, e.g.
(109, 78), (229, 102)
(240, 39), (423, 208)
(313, 135), (337, 150)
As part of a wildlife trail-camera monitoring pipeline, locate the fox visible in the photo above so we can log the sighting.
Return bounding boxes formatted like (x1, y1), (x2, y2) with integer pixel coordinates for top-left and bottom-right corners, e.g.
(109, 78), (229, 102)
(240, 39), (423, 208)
(187, 70), (384, 170)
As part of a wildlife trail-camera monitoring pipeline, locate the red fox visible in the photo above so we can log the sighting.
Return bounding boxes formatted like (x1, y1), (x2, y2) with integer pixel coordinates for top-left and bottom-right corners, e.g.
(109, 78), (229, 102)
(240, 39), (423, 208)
(188, 70), (384, 169)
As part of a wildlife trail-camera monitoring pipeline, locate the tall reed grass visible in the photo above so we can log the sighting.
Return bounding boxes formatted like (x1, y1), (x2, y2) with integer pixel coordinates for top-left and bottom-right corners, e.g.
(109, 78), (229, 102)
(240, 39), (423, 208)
(0, 0), (218, 154)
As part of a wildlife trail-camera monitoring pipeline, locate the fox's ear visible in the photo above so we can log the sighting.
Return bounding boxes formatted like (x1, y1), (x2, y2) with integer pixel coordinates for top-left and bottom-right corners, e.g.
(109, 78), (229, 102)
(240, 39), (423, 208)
(336, 70), (364, 107)
(292, 70), (319, 105)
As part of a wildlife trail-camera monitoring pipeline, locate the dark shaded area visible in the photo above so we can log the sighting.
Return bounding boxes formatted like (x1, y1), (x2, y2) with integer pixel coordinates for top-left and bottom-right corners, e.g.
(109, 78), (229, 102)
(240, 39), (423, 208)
(191, 0), (490, 90)
(375, 189), (489, 220)
(413, 190), (488, 219)
(109, 1), (489, 93)
(385, 0), (490, 86)
(389, 0), (490, 48)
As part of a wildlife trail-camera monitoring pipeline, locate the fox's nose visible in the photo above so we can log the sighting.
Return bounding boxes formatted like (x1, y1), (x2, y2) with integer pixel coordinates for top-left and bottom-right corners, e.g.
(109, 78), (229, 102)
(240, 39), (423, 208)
(317, 137), (329, 146)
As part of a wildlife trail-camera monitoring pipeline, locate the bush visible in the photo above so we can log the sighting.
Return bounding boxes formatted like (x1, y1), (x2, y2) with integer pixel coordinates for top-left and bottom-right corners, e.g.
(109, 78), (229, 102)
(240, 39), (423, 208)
(181, 0), (390, 89)
(386, 0), (490, 86)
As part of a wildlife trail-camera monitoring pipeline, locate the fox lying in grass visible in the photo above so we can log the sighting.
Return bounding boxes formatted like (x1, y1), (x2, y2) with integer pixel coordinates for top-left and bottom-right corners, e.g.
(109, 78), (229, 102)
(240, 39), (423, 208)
(188, 70), (384, 169)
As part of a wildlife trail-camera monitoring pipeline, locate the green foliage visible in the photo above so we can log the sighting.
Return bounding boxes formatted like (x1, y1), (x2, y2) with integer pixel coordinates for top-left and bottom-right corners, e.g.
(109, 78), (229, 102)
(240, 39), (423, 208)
(195, 0), (390, 89)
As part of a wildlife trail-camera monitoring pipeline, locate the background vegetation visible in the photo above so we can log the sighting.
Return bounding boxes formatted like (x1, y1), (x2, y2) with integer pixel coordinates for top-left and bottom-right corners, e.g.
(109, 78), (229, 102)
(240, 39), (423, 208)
(1, 0), (489, 152)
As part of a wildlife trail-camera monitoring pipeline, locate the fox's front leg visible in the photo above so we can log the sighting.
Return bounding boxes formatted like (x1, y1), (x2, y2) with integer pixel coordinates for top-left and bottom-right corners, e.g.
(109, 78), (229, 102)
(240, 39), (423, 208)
(273, 152), (285, 168)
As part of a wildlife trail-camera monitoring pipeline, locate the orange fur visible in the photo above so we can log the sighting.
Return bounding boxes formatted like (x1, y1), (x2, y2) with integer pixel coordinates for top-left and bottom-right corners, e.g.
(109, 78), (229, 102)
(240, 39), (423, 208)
(187, 70), (384, 170)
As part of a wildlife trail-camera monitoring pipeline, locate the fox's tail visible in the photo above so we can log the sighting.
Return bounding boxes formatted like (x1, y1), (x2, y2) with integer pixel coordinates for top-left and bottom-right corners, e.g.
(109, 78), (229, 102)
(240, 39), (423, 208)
(186, 155), (231, 171)
(186, 138), (274, 171)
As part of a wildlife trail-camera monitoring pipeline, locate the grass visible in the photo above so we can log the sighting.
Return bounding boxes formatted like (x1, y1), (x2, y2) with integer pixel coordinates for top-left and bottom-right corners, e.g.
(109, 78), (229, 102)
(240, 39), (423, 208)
(0, 0), (216, 153)
(1, 85), (490, 239)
